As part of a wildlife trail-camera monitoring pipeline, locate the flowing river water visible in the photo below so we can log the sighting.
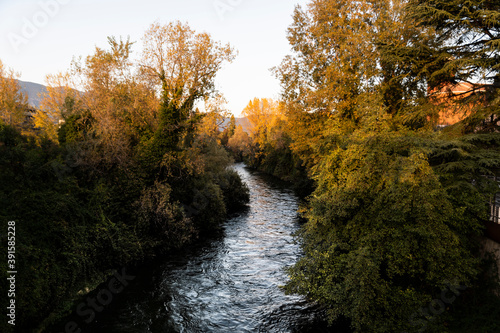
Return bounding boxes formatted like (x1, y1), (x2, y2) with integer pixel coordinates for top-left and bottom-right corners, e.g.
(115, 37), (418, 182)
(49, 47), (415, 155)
(52, 164), (344, 332)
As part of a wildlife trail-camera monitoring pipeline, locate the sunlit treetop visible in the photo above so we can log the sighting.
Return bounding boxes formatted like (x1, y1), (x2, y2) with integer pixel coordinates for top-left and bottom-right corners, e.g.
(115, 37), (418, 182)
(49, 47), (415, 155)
(0, 59), (28, 129)
(140, 21), (236, 109)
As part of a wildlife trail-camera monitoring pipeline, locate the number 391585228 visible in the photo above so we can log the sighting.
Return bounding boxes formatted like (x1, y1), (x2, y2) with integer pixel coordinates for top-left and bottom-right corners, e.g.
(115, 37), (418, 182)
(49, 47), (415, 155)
(7, 221), (16, 266)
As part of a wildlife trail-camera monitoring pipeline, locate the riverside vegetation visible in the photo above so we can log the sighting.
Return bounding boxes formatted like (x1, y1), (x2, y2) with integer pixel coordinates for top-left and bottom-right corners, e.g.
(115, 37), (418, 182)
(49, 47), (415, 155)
(2, 1), (500, 332)
(228, 0), (500, 332)
(0, 22), (249, 332)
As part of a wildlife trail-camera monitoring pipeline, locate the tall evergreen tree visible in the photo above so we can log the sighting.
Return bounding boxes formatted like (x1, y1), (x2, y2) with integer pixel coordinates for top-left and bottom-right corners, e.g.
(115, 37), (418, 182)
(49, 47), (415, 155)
(387, 0), (500, 131)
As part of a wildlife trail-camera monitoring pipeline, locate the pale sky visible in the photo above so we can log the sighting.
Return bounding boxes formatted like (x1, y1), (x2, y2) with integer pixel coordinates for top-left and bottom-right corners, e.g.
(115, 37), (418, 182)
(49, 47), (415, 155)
(0, 0), (308, 116)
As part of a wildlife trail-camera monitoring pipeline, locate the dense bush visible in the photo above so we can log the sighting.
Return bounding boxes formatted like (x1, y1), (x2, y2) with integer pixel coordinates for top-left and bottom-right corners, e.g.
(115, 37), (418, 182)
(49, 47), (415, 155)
(0, 118), (249, 332)
(284, 128), (500, 332)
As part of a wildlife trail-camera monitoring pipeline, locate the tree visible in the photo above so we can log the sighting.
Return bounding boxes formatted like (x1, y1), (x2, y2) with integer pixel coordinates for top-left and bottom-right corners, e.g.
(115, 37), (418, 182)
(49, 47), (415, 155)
(274, 1), (375, 117)
(83, 37), (137, 165)
(70, 37), (160, 168)
(388, 0), (500, 131)
(220, 114), (236, 146)
(276, 1), (500, 331)
(274, 0), (419, 168)
(242, 98), (279, 156)
(227, 114), (236, 138)
(140, 21), (236, 153)
(34, 72), (85, 141)
(239, 98), (302, 178)
(227, 125), (251, 161)
(197, 93), (230, 141)
(285, 127), (492, 332)
(0, 59), (28, 129)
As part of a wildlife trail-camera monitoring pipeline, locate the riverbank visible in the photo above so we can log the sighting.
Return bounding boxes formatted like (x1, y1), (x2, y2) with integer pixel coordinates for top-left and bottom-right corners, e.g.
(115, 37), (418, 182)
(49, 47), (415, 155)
(0, 121), (251, 333)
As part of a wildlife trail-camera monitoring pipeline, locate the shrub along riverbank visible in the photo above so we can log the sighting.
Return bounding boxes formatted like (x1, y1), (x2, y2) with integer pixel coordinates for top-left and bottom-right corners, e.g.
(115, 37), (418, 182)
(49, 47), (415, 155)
(0, 118), (249, 333)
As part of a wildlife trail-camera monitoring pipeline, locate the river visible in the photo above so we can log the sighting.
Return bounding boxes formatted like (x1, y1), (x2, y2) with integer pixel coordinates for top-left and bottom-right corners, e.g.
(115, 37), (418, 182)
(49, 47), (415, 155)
(51, 164), (342, 332)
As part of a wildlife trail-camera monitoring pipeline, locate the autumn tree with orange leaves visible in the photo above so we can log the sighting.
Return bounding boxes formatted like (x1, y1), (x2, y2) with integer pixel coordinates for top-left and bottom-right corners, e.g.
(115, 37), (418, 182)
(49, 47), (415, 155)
(34, 72), (85, 141)
(0, 59), (28, 130)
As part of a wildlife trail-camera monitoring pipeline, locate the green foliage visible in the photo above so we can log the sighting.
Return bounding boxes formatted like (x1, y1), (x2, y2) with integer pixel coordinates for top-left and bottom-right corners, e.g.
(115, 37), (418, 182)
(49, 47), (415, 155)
(269, 2), (500, 331)
(0, 24), (247, 332)
(58, 111), (94, 144)
(245, 131), (313, 196)
(136, 181), (194, 248)
(138, 99), (182, 169)
(219, 168), (250, 212)
(228, 114), (236, 137)
(445, 279), (500, 333)
(220, 114), (236, 146)
(429, 134), (500, 241)
(0, 120), (23, 146)
(285, 128), (498, 332)
(169, 135), (249, 231)
(384, 0), (500, 131)
(0, 102), (249, 332)
(406, 0), (500, 87)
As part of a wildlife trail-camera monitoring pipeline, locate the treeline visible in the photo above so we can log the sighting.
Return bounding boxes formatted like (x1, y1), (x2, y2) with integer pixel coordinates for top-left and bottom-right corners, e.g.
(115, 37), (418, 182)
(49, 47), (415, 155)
(0, 22), (249, 332)
(230, 1), (500, 332)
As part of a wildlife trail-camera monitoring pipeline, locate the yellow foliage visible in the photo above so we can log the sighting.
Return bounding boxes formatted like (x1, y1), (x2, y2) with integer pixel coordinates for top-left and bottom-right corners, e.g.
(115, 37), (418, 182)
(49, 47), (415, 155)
(242, 98), (286, 153)
(227, 125), (251, 158)
(0, 59), (28, 128)
(140, 21), (236, 109)
(35, 72), (83, 141)
(197, 93), (231, 140)
(69, 37), (160, 166)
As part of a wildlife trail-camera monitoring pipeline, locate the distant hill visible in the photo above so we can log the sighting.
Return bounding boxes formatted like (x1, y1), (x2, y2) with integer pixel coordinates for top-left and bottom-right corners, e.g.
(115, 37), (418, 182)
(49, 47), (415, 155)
(221, 116), (253, 133)
(18, 80), (47, 109)
(236, 117), (252, 133)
